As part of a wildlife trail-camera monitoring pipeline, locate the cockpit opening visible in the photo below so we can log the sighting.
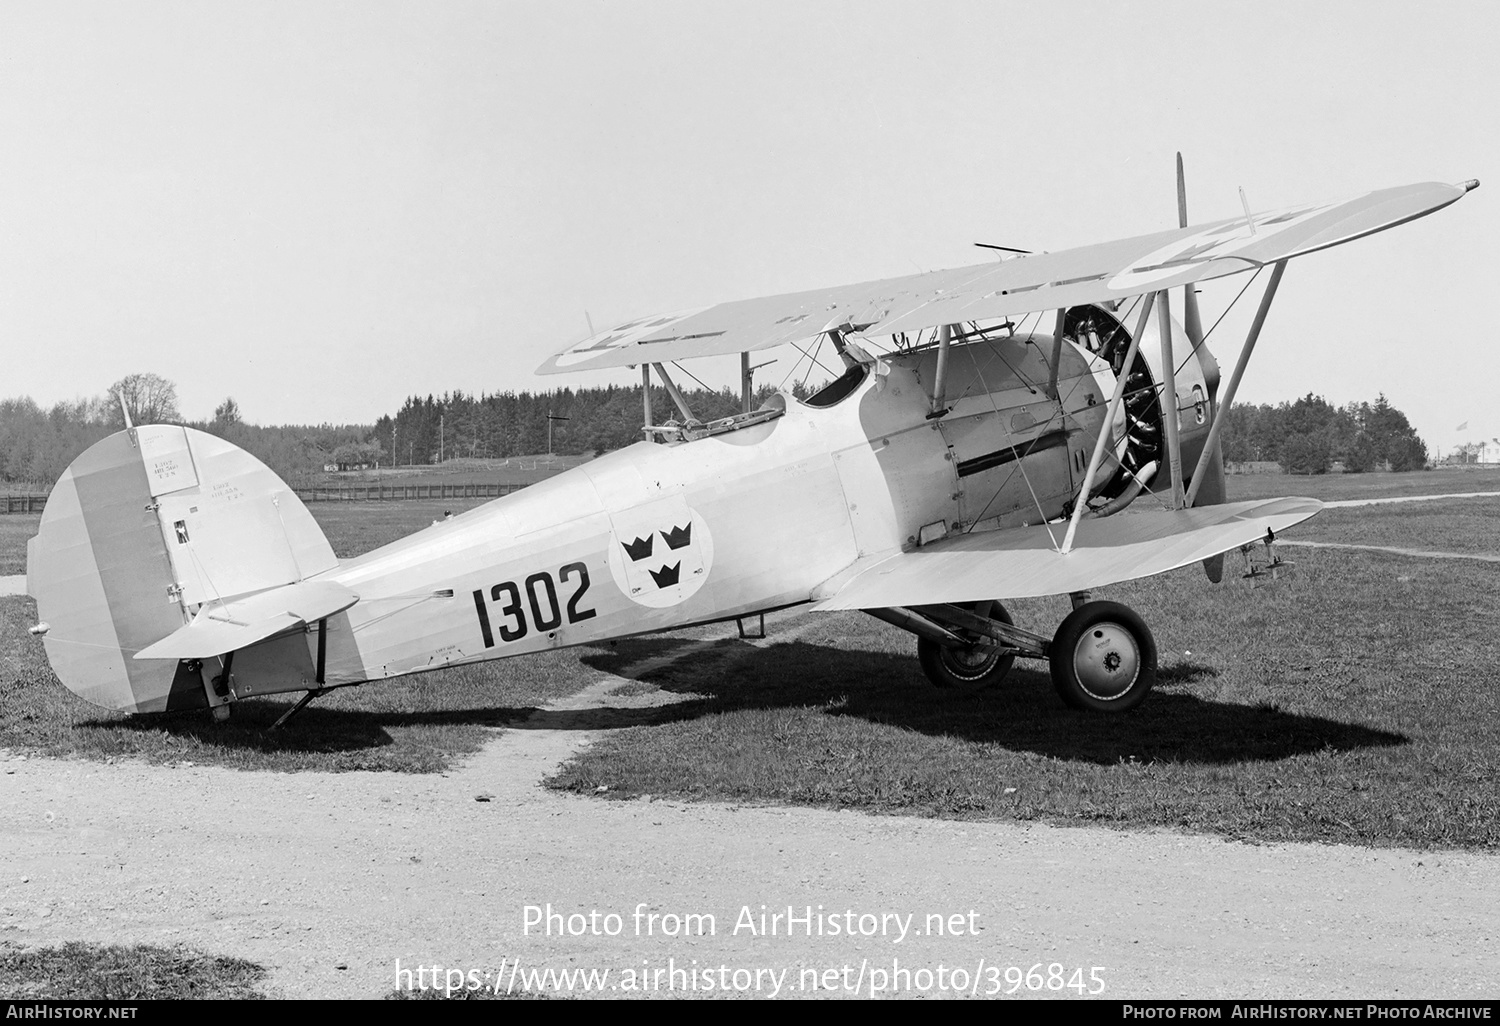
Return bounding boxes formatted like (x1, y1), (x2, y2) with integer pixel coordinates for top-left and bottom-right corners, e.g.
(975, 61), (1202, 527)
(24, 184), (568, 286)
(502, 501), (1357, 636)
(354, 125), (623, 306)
(798, 337), (875, 409)
(801, 362), (869, 408)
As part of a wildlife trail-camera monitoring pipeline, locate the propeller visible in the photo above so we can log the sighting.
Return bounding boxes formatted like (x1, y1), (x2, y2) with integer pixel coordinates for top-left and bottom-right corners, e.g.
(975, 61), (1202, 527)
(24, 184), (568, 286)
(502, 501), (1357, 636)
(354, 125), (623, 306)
(1178, 153), (1228, 582)
(1177, 153), (1206, 350)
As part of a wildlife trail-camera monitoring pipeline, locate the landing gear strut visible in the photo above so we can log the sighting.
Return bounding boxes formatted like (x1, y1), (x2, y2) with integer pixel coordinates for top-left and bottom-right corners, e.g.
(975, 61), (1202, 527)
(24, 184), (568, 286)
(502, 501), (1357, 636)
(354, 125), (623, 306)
(916, 600), (1016, 692)
(871, 595), (1158, 712)
(269, 687), (333, 731)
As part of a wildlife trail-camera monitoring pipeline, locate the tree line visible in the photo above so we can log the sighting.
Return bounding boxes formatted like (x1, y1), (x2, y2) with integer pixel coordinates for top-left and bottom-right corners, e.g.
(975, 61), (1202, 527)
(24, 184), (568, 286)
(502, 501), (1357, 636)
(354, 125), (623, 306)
(371, 382), (799, 467)
(0, 373), (371, 488)
(356, 385), (1437, 476)
(1217, 393), (1429, 474)
(0, 371), (1433, 489)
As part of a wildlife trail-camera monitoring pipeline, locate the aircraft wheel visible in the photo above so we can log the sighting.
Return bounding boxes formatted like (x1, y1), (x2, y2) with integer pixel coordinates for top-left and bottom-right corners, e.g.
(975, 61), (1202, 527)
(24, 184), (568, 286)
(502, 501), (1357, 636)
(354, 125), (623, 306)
(1048, 600), (1156, 712)
(917, 600), (1015, 693)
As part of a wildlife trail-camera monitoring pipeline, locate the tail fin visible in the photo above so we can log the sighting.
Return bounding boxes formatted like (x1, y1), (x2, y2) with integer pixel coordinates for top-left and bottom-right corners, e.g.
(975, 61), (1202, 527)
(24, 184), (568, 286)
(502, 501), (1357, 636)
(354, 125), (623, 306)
(27, 425), (338, 713)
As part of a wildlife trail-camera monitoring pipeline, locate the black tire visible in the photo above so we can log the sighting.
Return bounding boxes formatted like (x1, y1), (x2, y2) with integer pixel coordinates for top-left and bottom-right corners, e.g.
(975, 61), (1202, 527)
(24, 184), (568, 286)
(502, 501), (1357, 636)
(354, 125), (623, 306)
(916, 600), (1016, 693)
(1048, 600), (1156, 712)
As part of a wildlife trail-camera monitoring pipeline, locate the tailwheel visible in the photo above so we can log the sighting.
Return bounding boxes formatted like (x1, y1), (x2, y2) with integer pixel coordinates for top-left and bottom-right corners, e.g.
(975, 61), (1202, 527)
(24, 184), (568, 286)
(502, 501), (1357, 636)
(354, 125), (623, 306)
(1048, 600), (1156, 712)
(917, 600), (1015, 693)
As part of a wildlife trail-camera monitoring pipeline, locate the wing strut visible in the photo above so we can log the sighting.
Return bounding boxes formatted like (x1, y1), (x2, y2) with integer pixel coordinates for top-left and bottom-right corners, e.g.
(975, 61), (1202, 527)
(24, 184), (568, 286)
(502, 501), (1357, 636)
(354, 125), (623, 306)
(930, 324), (953, 417)
(1185, 260), (1288, 505)
(651, 363), (696, 423)
(641, 365), (654, 433)
(1156, 289), (1186, 508)
(1045, 308), (1068, 400)
(1061, 291), (1157, 554)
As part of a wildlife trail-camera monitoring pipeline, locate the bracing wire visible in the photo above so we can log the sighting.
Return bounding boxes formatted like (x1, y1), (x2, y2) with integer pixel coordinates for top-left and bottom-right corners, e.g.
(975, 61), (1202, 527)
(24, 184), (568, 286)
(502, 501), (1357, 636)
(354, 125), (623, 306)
(669, 360), (716, 395)
(953, 330), (1063, 551)
(1202, 268), (1264, 344)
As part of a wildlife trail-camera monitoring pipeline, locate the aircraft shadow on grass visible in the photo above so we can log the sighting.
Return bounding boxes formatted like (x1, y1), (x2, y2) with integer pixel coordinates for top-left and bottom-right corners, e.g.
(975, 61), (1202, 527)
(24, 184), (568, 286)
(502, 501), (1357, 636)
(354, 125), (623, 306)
(82, 693), (686, 759)
(85, 635), (1406, 766)
(565, 636), (1409, 766)
(82, 700), (542, 758)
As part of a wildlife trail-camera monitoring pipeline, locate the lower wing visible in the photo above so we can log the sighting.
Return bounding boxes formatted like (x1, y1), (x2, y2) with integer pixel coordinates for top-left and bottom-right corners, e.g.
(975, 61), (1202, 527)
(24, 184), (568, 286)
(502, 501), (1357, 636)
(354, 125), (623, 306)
(813, 497), (1320, 608)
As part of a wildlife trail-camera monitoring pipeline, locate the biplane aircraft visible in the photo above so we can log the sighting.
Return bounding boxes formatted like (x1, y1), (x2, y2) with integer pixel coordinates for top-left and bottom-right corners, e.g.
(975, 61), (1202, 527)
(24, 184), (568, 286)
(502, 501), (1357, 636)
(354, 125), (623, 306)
(26, 166), (1477, 722)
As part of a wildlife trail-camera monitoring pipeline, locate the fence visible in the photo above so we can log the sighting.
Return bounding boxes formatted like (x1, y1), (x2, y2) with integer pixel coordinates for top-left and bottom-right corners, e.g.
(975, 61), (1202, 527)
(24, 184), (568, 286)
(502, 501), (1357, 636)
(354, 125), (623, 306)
(3, 494), (46, 514)
(293, 482), (528, 502)
(0, 481), (534, 513)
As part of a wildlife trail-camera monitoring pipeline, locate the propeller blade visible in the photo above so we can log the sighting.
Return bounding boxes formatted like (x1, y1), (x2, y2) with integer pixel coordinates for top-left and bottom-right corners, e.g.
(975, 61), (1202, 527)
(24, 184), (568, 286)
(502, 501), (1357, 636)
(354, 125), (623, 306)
(1203, 551), (1226, 584)
(1176, 152), (1206, 349)
(1176, 154), (1229, 583)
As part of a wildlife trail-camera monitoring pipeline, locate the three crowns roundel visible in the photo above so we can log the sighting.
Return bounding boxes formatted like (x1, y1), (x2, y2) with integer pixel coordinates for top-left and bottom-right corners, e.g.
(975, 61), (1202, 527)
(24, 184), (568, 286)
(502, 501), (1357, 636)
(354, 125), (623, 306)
(606, 496), (714, 609)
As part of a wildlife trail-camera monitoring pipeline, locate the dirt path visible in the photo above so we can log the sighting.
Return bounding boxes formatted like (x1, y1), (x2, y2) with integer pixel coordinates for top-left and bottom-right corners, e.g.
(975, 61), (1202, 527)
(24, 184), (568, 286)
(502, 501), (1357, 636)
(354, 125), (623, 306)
(1321, 491), (1500, 508)
(1281, 540), (1500, 564)
(1279, 489), (1500, 565)
(3, 713), (1497, 1000)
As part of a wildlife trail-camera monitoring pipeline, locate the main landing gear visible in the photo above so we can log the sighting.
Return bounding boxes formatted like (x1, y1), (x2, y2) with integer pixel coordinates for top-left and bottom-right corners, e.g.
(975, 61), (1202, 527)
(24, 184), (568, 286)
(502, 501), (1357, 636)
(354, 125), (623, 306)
(916, 600), (1016, 692)
(868, 595), (1157, 712)
(1048, 600), (1156, 712)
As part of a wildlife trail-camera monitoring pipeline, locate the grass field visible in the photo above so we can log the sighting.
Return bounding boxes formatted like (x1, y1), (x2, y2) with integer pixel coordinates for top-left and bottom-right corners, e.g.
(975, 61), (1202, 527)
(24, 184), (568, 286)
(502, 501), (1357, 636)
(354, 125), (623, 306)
(5, 468), (1494, 572)
(0, 500), (496, 571)
(2, 473), (1497, 849)
(0, 498), (579, 773)
(1225, 466), (1500, 502)
(0, 593), (590, 773)
(312, 498), (496, 558)
(0, 516), (36, 575)
(314, 453), (594, 490)
(1296, 497), (1500, 554)
(0, 942), (267, 999)
(548, 543), (1500, 850)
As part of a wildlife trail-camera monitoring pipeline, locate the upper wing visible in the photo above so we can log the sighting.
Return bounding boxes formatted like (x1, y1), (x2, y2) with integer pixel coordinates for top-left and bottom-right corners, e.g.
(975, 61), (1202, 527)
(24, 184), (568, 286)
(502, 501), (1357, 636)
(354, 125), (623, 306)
(538, 181), (1470, 375)
(811, 497), (1321, 609)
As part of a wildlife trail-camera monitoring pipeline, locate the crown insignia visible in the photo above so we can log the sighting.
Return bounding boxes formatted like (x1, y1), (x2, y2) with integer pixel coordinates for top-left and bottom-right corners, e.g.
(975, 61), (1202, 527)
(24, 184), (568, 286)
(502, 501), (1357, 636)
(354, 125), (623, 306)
(648, 562), (681, 588)
(661, 523), (692, 550)
(621, 535), (654, 561)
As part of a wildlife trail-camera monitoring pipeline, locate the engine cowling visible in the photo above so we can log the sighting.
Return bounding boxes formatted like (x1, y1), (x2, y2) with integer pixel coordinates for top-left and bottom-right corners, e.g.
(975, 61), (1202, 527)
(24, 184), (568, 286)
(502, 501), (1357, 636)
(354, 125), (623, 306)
(1063, 302), (1224, 508)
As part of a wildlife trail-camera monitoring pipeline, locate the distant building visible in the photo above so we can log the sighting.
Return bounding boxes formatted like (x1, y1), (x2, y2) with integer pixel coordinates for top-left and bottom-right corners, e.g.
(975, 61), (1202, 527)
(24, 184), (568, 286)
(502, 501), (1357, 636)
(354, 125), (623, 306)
(1444, 438), (1500, 465)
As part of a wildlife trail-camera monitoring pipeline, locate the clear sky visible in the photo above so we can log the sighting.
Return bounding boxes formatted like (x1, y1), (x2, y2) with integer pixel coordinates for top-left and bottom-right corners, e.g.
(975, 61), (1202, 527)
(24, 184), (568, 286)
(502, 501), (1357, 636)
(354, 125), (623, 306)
(1, 1), (1493, 452)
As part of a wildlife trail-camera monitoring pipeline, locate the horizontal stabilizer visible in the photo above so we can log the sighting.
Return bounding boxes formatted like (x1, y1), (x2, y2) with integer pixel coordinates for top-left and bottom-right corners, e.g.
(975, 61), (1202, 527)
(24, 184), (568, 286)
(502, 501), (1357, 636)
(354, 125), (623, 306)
(813, 497), (1321, 609)
(135, 579), (358, 660)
